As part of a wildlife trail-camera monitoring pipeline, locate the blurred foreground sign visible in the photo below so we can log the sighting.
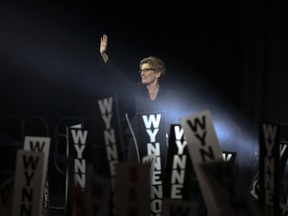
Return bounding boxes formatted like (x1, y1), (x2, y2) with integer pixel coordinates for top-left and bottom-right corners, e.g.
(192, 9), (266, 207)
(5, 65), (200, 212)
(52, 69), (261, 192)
(180, 110), (223, 216)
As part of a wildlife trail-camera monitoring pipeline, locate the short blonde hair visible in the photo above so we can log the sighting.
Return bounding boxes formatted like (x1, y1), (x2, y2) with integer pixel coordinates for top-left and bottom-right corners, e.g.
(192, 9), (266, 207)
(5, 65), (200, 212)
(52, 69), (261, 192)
(139, 56), (166, 76)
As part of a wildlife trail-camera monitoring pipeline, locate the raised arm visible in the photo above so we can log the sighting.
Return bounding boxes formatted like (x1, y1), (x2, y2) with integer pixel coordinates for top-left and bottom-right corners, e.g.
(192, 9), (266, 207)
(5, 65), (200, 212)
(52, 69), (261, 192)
(100, 34), (109, 63)
(98, 34), (135, 89)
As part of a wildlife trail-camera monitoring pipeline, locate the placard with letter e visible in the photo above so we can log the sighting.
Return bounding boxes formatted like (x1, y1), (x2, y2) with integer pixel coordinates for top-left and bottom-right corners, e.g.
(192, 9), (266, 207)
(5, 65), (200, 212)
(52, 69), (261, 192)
(249, 141), (288, 201)
(164, 124), (194, 200)
(58, 96), (124, 216)
(138, 111), (167, 216)
(259, 122), (280, 216)
(180, 110), (223, 215)
(11, 149), (45, 216)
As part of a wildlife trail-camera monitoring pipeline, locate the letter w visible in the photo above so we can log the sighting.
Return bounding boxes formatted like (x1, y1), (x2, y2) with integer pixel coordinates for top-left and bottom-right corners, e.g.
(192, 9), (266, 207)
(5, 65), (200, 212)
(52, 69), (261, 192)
(174, 125), (184, 140)
(71, 129), (87, 144)
(98, 97), (113, 114)
(262, 124), (277, 140)
(142, 114), (161, 129)
(187, 116), (206, 132)
(29, 140), (45, 151)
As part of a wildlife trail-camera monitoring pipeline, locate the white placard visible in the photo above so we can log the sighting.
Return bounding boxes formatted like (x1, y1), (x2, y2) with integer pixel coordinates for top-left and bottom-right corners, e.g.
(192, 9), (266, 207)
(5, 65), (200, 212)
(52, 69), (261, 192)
(180, 110), (223, 216)
(11, 150), (45, 216)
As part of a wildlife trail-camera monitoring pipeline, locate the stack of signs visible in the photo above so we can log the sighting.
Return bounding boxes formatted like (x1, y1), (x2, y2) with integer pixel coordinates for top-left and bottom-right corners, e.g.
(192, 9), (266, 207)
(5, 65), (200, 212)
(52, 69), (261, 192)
(9, 136), (51, 216)
(65, 96), (123, 216)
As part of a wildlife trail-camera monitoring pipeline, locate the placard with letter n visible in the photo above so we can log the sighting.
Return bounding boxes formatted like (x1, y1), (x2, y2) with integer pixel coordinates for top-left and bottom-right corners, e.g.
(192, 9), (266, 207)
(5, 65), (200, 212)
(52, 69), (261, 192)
(137, 111), (167, 166)
(11, 150), (45, 216)
(137, 111), (167, 216)
(259, 122), (280, 216)
(180, 110), (223, 215)
(23, 136), (51, 216)
(164, 124), (193, 200)
(64, 95), (124, 216)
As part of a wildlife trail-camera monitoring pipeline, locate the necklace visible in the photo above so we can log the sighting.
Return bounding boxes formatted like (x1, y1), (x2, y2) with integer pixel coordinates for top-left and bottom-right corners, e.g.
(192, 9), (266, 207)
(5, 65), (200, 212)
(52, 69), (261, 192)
(148, 85), (160, 95)
(149, 90), (158, 95)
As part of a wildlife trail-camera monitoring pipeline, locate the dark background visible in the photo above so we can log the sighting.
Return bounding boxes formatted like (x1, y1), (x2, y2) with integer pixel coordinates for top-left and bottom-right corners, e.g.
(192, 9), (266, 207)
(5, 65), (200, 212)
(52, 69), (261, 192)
(1, 0), (288, 209)
(1, 1), (287, 125)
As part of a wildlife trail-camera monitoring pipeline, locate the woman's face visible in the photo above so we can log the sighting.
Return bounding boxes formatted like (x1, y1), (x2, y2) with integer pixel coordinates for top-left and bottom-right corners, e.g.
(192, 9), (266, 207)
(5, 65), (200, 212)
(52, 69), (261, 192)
(139, 63), (160, 85)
